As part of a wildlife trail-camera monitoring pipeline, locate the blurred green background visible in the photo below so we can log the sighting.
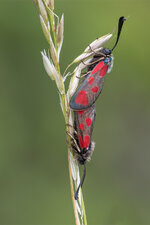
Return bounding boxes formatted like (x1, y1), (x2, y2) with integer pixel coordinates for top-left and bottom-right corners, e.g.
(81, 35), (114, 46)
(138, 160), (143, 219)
(0, 0), (150, 224)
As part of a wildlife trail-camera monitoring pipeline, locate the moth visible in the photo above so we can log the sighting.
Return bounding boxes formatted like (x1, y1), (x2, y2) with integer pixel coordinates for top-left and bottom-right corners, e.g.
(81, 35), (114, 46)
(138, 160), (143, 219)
(70, 105), (96, 199)
(70, 16), (126, 111)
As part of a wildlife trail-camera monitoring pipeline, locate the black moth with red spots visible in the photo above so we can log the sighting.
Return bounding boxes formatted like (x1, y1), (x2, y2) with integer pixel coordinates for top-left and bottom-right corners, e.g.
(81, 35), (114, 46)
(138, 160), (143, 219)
(69, 16), (126, 111)
(71, 100), (96, 200)
(72, 105), (96, 165)
(69, 17), (126, 200)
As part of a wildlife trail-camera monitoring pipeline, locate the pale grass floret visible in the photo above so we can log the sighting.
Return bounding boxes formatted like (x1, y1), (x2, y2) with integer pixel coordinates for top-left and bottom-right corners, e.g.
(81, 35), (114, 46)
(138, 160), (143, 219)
(41, 50), (58, 80)
(56, 14), (64, 59)
(47, 0), (54, 10)
(37, 0), (48, 25)
(84, 33), (112, 52)
(41, 50), (64, 94)
(40, 15), (50, 43)
(49, 35), (58, 65)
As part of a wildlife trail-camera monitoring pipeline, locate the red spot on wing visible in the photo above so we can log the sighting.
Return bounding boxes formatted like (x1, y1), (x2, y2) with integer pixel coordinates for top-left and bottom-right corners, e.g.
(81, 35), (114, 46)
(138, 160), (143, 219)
(91, 86), (99, 93)
(79, 123), (84, 130)
(99, 64), (107, 77)
(75, 90), (88, 106)
(88, 76), (94, 85)
(79, 133), (84, 150)
(91, 61), (104, 75)
(86, 118), (92, 126)
(83, 135), (90, 149)
(77, 110), (84, 115)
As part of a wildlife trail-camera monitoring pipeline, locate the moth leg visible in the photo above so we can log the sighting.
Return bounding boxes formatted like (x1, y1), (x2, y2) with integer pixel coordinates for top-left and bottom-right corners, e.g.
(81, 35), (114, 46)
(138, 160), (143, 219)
(66, 131), (81, 154)
(81, 57), (105, 68)
(66, 123), (78, 135)
(88, 44), (99, 55)
(80, 59), (89, 66)
(88, 44), (106, 57)
(66, 135), (70, 146)
(76, 71), (91, 79)
(81, 58), (102, 66)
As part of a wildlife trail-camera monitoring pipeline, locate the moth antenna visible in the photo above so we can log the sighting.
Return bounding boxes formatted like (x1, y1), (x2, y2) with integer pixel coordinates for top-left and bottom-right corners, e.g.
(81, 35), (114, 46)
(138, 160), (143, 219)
(74, 163), (86, 200)
(111, 16), (126, 52)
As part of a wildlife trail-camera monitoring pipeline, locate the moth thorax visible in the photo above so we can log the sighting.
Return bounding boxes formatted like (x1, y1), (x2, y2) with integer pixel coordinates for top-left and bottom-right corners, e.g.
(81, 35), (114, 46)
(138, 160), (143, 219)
(87, 56), (103, 72)
(107, 55), (114, 73)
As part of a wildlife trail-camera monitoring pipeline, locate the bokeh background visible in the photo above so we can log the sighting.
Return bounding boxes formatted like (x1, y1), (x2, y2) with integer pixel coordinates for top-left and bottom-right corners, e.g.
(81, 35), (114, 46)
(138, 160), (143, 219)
(0, 0), (150, 224)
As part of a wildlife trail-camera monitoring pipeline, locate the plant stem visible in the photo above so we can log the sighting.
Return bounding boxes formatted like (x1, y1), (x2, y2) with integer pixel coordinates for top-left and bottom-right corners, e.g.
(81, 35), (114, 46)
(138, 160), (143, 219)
(81, 191), (87, 225)
(48, 11), (57, 49)
(68, 148), (81, 225)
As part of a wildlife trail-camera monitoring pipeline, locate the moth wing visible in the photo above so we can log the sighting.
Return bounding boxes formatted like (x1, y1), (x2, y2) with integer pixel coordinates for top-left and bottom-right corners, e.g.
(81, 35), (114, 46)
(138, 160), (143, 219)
(74, 105), (96, 150)
(69, 61), (108, 110)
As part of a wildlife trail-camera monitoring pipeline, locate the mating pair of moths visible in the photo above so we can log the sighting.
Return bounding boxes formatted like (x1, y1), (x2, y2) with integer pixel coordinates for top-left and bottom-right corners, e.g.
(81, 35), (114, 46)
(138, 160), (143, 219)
(68, 17), (126, 200)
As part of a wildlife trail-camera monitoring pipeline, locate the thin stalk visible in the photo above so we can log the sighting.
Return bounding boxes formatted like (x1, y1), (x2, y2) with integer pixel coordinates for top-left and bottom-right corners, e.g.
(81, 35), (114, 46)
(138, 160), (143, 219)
(81, 191), (87, 225)
(46, 4), (60, 75)
(61, 96), (80, 225)
(68, 146), (81, 225)
(40, 0), (57, 48)
(61, 115), (79, 224)
(48, 10), (57, 50)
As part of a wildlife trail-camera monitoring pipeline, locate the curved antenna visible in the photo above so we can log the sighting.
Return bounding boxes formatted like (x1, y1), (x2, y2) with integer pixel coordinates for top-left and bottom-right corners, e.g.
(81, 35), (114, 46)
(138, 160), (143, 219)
(111, 16), (126, 52)
(74, 163), (86, 200)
